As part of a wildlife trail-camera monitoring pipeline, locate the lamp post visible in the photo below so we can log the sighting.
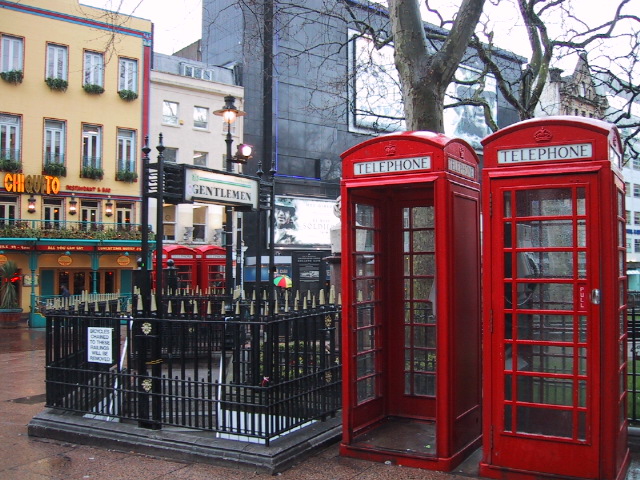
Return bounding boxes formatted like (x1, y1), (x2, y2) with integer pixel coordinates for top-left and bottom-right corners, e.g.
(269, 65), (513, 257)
(214, 95), (246, 302)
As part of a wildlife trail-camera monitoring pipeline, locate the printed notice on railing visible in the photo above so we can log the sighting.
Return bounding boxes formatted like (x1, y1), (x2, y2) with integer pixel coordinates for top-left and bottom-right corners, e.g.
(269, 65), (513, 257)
(87, 327), (113, 364)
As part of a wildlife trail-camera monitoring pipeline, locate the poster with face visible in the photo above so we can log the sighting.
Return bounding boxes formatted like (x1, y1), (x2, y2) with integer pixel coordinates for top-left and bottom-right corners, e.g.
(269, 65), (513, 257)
(273, 196), (335, 247)
(443, 66), (498, 149)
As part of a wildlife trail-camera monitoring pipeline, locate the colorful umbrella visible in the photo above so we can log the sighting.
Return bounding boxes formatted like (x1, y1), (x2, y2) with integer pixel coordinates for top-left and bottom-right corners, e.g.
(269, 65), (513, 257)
(273, 274), (292, 288)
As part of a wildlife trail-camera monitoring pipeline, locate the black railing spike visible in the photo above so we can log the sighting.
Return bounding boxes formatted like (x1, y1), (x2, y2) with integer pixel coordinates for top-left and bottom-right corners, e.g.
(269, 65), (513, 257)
(142, 135), (151, 157)
(156, 132), (165, 153)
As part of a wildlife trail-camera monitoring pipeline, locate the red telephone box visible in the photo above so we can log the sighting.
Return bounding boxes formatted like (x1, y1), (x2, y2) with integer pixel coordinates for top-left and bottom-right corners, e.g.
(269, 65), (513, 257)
(339, 131), (482, 470)
(152, 245), (199, 290)
(195, 245), (226, 294)
(480, 117), (629, 480)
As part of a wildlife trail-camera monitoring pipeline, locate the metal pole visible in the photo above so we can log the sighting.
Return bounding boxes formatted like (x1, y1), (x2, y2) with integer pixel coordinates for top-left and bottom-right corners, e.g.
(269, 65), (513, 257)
(235, 213), (242, 293)
(155, 134), (165, 318)
(140, 138), (151, 315)
(225, 121), (234, 303)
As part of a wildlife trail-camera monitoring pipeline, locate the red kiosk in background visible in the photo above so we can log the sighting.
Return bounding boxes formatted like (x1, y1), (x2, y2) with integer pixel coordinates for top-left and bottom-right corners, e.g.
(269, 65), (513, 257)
(152, 245), (199, 290)
(195, 245), (226, 294)
(480, 117), (629, 480)
(339, 132), (482, 470)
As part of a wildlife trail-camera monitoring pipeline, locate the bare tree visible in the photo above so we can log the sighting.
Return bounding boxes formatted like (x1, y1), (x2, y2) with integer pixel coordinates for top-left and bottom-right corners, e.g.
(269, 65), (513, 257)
(388, 0), (485, 131)
(468, 0), (640, 130)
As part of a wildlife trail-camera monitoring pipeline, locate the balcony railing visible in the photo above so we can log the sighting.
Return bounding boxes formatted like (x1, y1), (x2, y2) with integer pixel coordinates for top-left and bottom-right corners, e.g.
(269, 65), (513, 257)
(0, 218), (151, 241)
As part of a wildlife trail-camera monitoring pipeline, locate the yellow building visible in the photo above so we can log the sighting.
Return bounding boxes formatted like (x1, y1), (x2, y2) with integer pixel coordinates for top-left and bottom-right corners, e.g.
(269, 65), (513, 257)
(0, 0), (152, 322)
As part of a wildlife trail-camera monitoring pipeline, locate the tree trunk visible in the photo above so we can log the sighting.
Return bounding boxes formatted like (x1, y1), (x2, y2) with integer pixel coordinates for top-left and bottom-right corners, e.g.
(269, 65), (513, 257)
(389, 0), (485, 132)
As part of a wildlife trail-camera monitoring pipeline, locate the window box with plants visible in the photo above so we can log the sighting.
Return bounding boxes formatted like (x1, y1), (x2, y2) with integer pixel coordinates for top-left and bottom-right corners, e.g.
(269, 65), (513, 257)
(0, 261), (23, 328)
(116, 169), (138, 183)
(43, 162), (66, 177)
(45, 77), (68, 92)
(81, 166), (104, 180)
(0, 157), (21, 173)
(118, 89), (138, 101)
(0, 70), (23, 84)
(83, 83), (104, 95)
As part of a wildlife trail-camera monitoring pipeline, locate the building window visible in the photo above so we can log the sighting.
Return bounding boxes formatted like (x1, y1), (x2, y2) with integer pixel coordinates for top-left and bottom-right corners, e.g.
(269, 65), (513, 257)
(634, 184), (640, 199)
(627, 210), (631, 224)
(635, 238), (640, 253)
(183, 64), (217, 80)
(193, 151), (207, 167)
(626, 182), (631, 196)
(0, 114), (20, 163)
(118, 57), (138, 92)
(81, 200), (98, 230)
(635, 212), (640, 225)
(46, 43), (68, 80)
(163, 205), (176, 241)
(163, 147), (177, 163)
(183, 64), (203, 78)
(84, 51), (104, 87)
(633, 158), (640, 170)
(116, 202), (133, 230)
(117, 128), (136, 173)
(194, 106), (208, 129)
(43, 198), (62, 229)
(163, 101), (179, 125)
(44, 120), (65, 166)
(193, 206), (206, 242)
(1, 35), (23, 72)
(82, 124), (102, 169)
(0, 195), (17, 225)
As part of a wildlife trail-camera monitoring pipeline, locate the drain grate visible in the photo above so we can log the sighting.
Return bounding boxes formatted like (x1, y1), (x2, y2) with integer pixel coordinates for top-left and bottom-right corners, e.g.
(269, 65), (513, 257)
(8, 393), (46, 404)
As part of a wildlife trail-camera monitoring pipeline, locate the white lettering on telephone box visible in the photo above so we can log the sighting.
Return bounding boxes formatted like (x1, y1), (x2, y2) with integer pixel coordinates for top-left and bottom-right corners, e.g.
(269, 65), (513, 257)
(498, 143), (592, 164)
(354, 156), (431, 175)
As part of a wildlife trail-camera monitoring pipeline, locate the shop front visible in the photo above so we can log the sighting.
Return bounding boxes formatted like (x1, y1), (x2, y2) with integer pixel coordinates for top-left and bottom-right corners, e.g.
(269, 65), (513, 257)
(0, 240), (142, 326)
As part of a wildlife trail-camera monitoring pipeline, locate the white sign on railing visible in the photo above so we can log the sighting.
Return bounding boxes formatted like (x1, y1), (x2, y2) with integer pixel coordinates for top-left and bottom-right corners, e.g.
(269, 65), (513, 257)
(87, 327), (113, 364)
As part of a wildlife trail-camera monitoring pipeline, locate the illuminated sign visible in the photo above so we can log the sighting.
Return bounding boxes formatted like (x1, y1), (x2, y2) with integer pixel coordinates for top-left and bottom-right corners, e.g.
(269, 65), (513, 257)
(353, 156), (431, 175)
(497, 143), (593, 164)
(4, 173), (60, 194)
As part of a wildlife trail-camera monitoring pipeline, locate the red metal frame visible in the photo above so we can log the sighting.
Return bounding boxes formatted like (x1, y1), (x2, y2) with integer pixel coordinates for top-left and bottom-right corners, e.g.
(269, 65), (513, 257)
(340, 132), (481, 471)
(480, 117), (629, 480)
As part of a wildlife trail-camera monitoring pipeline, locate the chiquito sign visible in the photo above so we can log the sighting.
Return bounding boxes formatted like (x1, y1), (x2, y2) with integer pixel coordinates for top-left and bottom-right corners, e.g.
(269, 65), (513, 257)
(4, 173), (61, 194)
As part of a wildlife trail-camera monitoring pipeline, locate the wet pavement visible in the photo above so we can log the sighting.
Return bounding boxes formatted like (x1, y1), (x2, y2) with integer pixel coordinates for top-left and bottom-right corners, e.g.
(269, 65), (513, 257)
(2, 321), (640, 480)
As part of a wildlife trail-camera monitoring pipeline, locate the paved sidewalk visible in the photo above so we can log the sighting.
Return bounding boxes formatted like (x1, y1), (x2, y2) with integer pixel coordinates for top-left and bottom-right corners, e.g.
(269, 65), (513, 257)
(1, 324), (640, 480)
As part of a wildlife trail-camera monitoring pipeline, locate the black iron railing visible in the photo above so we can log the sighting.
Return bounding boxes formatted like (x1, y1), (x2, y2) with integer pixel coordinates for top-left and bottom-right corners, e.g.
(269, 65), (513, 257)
(628, 292), (640, 423)
(43, 293), (341, 444)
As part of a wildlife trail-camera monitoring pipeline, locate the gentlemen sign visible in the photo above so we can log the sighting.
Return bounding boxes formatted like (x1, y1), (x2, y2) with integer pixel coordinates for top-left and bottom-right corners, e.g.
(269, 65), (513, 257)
(184, 166), (258, 209)
(497, 143), (593, 164)
(354, 156), (431, 175)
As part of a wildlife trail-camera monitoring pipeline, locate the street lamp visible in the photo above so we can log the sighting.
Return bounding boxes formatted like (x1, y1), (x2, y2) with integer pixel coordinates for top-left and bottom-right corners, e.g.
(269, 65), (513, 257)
(214, 95), (247, 301)
(68, 196), (78, 215)
(27, 195), (36, 214)
(104, 196), (113, 217)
